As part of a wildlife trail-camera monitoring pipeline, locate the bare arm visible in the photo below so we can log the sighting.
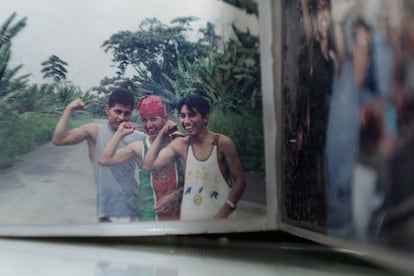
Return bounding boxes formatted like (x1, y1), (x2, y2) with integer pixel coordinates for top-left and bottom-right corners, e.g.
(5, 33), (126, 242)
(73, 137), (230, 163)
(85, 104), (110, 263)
(216, 136), (246, 218)
(143, 121), (184, 171)
(300, 0), (313, 44)
(52, 98), (94, 146)
(99, 122), (142, 166)
(154, 186), (183, 215)
(331, 0), (356, 65)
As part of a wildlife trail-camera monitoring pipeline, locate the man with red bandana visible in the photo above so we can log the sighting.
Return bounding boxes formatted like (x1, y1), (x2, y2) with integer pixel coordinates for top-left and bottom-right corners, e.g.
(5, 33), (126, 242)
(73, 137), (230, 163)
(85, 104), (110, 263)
(99, 95), (184, 221)
(52, 88), (146, 222)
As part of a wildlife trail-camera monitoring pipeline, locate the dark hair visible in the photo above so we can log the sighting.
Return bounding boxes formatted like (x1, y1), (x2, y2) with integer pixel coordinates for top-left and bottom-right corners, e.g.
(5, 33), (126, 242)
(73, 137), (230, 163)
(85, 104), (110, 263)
(177, 94), (211, 118)
(352, 18), (373, 56)
(107, 88), (135, 110)
(352, 18), (372, 38)
(308, 0), (331, 16)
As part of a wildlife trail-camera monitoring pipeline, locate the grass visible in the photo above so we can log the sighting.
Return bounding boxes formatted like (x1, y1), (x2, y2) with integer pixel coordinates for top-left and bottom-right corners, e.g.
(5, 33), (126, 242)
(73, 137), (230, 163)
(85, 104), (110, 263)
(0, 113), (92, 169)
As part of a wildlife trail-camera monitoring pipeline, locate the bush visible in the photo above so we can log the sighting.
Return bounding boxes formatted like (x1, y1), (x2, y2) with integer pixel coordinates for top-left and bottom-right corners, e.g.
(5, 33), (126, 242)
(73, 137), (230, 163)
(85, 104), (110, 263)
(0, 112), (92, 168)
(208, 111), (264, 172)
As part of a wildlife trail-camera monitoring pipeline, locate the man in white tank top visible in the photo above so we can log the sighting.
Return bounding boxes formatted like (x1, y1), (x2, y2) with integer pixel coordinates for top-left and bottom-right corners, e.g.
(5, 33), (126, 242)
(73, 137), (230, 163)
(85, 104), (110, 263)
(143, 94), (246, 220)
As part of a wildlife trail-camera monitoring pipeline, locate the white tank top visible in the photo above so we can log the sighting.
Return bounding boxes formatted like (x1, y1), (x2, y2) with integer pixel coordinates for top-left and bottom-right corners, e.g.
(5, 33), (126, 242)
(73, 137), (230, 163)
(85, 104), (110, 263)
(180, 135), (230, 220)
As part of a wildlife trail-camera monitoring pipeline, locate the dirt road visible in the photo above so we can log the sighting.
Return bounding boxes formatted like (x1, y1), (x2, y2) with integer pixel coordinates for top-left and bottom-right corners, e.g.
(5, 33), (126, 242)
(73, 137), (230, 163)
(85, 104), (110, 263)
(0, 141), (96, 225)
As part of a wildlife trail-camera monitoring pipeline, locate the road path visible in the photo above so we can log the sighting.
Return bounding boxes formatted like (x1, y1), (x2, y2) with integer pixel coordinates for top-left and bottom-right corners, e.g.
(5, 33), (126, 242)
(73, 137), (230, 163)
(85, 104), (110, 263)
(0, 141), (96, 225)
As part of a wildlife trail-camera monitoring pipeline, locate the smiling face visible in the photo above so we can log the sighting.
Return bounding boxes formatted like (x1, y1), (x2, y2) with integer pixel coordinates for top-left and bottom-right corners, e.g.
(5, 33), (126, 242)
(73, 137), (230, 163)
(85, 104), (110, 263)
(179, 105), (209, 136)
(140, 113), (168, 137)
(309, 0), (331, 41)
(316, 6), (330, 39)
(105, 103), (133, 131)
(135, 95), (169, 137)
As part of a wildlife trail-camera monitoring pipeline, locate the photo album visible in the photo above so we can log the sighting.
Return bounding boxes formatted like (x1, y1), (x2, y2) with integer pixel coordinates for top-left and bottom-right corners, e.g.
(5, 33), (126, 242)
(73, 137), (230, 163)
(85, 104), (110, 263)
(0, 0), (413, 272)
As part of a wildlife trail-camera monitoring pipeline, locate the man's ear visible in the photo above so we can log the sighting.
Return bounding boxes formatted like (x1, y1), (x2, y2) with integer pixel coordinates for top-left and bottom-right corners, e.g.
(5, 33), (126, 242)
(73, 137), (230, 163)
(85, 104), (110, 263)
(104, 105), (110, 115)
(203, 113), (210, 125)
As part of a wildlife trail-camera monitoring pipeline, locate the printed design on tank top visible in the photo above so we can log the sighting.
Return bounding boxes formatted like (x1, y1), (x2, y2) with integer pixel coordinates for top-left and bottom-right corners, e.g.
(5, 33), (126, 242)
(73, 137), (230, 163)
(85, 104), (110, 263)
(184, 173), (222, 206)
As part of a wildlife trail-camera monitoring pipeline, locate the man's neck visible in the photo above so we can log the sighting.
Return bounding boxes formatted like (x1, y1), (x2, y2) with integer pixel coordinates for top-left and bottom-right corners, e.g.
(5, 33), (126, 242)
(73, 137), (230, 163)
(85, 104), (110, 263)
(190, 128), (210, 145)
(106, 123), (116, 133)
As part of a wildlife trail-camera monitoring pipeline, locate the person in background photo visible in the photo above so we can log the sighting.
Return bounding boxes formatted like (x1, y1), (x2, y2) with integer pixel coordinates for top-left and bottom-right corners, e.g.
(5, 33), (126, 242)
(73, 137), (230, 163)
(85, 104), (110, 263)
(143, 94), (246, 220)
(325, 12), (375, 237)
(294, 0), (334, 227)
(99, 95), (184, 221)
(325, 0), (395, 238)
(52, 88), (145, 223)
(374, 0), (414, 250)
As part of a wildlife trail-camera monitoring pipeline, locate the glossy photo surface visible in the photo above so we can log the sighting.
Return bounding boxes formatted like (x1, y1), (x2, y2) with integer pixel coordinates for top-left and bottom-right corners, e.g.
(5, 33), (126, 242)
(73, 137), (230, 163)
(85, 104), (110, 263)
(281, 0), (414, 260)
(0, 0), (272, 236)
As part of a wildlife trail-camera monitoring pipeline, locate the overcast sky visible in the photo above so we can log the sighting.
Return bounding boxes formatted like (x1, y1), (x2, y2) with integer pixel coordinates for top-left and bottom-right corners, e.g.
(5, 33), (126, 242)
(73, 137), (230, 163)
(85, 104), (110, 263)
(0, 0), (259, 91)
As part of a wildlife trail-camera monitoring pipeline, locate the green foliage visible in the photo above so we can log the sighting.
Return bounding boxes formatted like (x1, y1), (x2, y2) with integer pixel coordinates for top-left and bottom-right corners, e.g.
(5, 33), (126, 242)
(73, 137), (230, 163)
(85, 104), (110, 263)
(198, 22), (222, 48)
(0, 112), (91, 168)
(0, 113), (54, 168)
(175, 24), (262, 117)
(92, 76), (140, 95)
(208, 110), (264, 172)
(97, 14), (262, 117)
(0, 12), (30, 121)
(222, 0), (259, 15)
(7, 83), (84, 116)
(12, 84), (56, 114)
(41, 54), (68, 82)
(83, 92), (108, 118)
(0, 82), (97, 168)
(99, 17), (209, 104)
(0, 13), (103, 168)
(0, 12), (27, 47)
(54, 84), (83, 107)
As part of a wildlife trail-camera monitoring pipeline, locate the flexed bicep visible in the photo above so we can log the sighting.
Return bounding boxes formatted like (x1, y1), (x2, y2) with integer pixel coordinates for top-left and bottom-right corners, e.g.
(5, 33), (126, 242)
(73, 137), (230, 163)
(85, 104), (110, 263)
(146, 146), (176, 171)
(99, 141), (141, 166)
(54, 124), (93, 146)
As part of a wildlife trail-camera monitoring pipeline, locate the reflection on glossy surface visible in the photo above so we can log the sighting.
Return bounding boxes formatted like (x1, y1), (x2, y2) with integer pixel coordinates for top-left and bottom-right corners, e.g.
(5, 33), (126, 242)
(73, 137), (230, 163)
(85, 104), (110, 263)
(281, 0), (414, 259)
(0, 238), (394, 276)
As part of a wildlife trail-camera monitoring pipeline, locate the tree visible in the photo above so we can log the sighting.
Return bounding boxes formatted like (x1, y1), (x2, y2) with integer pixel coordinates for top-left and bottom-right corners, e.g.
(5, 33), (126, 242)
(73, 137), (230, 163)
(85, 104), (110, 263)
(92, 75), (140, 96)
(40, 54), (68, 83)
(175, 24), (261, 116)
(0, 13), (30, 97)
(0, 13), (30, 122)
(99, 17), (209, 104)
(99, 13), (261, 116)
(198, 22), (222, 49)
(222, 0), (258, 16)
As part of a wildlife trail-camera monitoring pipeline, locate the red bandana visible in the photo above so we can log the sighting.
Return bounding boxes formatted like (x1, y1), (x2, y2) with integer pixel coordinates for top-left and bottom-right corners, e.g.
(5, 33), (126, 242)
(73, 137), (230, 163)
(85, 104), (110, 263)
(136, 95), (165, 117)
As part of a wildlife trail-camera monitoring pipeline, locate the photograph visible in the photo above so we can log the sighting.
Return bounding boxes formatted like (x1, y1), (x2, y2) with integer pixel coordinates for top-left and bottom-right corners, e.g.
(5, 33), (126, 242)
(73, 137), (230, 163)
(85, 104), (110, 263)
(281, 0), (414, 256)
(0, 0), (273, 236)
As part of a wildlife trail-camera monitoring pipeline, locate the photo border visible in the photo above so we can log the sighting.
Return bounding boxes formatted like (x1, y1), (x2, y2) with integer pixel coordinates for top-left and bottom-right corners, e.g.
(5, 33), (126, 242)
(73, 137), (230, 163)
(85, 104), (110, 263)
(0, 0), (277, 237)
